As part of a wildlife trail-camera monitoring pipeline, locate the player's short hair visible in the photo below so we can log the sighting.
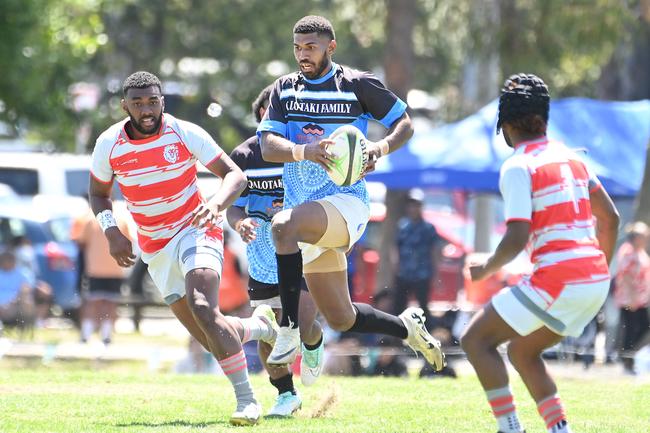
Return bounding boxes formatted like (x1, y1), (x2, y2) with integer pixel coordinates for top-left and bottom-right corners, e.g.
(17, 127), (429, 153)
(293, 15), (335, 40)
(252, 84), (274, 123)
(497, 73), (549, 137)
(122, 71), (162, 97)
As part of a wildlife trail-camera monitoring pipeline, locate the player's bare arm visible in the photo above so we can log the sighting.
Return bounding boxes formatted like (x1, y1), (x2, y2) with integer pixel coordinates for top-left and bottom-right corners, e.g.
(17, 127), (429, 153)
(589, 185), (620, 264)
(226, 205), (259, 244)
(88, 176), (136, 268)
(469, 220), (530, 282)
(260, 131), (334, 170)
(191, 155), (247, 228)
(364, 112), (414, 174)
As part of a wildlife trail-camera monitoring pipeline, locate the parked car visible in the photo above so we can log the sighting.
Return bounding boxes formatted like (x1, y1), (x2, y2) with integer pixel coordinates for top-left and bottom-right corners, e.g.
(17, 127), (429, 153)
(0, 198), (81, 312)
(0, 152), (93, 198)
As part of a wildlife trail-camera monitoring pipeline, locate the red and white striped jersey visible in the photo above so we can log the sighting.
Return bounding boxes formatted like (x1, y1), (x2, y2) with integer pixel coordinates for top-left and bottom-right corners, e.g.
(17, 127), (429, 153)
(91, 114), (223, 254)
(500, 137), (609, 300)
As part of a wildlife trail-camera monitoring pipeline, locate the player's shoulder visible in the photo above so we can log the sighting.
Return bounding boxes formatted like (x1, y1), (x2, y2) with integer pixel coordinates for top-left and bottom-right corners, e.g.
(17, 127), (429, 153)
(96, 119), (125, 143)
(274, 72), (302, 90)
(336, 64), (377, 85)
(501, 150), (531, 175)
(94, 119), (126, 152)
(231, 136), (258, 158)
(166, 114), (212, 141)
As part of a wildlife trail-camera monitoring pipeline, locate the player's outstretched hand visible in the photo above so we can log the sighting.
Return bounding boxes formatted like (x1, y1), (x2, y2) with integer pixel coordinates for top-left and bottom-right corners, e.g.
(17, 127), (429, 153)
(105, 227), (136, 267)
(190, 202), (222, 229)
(236, 217), (259, 243)
(305, 139), (335, 170)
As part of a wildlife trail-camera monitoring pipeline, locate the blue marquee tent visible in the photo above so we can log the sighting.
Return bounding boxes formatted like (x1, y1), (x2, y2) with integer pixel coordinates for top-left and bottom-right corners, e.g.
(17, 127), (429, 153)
(367, 98), (650, 197)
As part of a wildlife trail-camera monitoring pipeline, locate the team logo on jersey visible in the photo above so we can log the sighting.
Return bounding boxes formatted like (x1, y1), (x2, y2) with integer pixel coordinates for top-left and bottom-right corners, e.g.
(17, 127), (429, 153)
(302, 123), (324, 136)
(163, 144), (179, 163)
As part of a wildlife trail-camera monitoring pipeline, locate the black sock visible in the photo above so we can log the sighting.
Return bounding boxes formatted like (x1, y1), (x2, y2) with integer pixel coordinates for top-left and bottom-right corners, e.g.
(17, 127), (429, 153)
(347, 303), (408, 339)
(269, 373), (296, 395)
(303, 335), (323, 351)
(276, 252), (302, 328)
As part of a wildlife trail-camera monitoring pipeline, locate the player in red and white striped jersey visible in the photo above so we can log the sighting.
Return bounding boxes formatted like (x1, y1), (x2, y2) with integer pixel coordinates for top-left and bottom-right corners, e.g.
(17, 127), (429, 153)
(460, 74), (620, 433)
(89, 71), (278, 425)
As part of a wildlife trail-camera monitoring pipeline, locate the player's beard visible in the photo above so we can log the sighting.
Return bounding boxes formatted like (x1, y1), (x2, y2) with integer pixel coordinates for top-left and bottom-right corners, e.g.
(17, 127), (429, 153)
(127, 109), (162, 136)
(300, 55), (331, 80)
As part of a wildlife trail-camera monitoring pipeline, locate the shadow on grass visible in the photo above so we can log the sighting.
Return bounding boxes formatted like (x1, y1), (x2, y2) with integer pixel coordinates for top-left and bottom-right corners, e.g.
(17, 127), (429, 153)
(116, 420), (223, 428)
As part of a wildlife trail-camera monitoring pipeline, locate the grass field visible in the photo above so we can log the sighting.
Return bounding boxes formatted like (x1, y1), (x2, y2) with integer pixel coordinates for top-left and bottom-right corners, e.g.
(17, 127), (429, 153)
(0, 360), (648, 433)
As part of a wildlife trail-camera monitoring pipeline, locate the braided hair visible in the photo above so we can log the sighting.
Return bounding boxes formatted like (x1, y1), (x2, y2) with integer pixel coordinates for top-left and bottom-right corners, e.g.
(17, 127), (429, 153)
(496, 73), (550, 141)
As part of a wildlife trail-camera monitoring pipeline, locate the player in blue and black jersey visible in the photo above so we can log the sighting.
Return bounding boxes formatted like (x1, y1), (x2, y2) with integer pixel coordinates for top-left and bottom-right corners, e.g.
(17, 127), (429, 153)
(257, 15), (445, 372)
(227, 85), (324, 417)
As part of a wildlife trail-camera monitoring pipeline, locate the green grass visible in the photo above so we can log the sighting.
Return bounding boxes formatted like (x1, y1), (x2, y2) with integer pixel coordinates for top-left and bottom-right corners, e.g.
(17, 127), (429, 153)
(0, 364), (648, 433)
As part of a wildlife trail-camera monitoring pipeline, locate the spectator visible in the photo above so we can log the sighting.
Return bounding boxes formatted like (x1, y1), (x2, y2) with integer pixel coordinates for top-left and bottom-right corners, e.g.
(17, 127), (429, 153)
(614, 221), (650, 374)
(391, 188), (442, 329)
(10, 236), (52, 325)
(0, 249), (35, 332)
(71, 204), (132, 345)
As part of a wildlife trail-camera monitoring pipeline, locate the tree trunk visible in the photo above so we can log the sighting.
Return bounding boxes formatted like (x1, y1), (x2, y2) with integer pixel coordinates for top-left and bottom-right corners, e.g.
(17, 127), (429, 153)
(597, 0), (650, 222)
(464, 0), (500, 252)
(377, 0), (416, 292)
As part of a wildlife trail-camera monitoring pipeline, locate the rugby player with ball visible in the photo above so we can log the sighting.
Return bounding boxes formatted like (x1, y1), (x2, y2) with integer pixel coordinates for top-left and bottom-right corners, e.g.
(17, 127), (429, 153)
(257, 15), (445, 373)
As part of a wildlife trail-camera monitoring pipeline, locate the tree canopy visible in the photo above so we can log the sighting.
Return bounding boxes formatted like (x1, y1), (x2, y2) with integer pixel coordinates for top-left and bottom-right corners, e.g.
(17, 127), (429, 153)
(0, 0), (636, 152)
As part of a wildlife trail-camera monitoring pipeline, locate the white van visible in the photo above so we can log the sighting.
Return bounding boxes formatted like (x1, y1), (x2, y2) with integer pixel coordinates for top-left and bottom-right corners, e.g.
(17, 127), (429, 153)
(0, 152), (92, 198)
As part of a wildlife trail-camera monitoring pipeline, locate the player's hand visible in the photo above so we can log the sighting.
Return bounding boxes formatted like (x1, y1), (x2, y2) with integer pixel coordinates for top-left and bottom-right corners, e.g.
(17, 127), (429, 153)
(304, 139), (335, 170)
(235, 218), (259, 243)
(468, 264), (491, 282)
(190, 202), (222, 229)
(105, 227), (136, 267)
(361, 141), (383, 178)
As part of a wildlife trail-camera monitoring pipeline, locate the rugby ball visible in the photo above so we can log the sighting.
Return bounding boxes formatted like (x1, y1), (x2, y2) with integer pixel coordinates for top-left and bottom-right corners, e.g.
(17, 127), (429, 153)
(326, 125), (368, 186)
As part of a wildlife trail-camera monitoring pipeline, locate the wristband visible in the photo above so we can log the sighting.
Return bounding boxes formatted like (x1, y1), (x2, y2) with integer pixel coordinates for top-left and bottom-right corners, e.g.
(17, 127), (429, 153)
(291, 144), (306, 161)
(96, 210), (118, 232)
(377, 139), (390, 156)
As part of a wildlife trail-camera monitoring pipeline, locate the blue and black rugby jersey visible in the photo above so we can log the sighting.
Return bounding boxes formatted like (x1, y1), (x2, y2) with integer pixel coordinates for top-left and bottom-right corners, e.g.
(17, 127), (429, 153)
(257, 62), (407, 210)
(231, 136), (284, 285)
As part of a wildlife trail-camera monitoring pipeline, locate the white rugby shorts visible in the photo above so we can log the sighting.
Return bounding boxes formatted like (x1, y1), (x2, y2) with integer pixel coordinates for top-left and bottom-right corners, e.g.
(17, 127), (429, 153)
(298, 193), (369, 266)
(492, 275), (609, 337)
(141, 225), (224, 305)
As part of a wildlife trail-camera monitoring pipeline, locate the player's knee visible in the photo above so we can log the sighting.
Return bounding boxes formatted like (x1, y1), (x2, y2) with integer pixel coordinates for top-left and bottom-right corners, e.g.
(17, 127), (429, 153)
(271, 210), (295, 243)
(459, 328), (480, 355)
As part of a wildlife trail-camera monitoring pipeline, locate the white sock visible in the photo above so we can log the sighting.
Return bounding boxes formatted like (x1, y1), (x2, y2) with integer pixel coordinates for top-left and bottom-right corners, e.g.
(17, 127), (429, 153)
(231, 317), (273, 343)
(100, 320), (112, 341)
(486, 386), (523, 433)
(81, 319), (94, 341)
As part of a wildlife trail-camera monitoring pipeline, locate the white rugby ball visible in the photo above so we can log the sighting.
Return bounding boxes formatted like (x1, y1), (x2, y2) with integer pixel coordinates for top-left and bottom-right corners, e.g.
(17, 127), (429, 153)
(327, 125), (368, 186)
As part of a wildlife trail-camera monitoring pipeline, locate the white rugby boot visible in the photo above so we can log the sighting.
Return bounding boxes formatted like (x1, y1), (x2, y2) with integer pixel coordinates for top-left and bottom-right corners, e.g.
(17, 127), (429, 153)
(399, 307), (446, 371)
(268, 325), (301, 365)
(300, 340), (324, 386)
(267, 391), (302, 418)
(230, 401), (262, 426)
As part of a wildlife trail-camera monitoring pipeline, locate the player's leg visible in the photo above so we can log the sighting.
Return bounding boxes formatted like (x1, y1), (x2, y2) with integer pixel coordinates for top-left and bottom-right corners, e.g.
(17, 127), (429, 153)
(184, 268), (263, 425)
(507, 328), (569, 433)
(297, 287), (325, 385)
(267, 202), (329, 365)
(271, 201), (328, 331)
(169, 296), (211, 349)
(304, 264), (445, 371)
(254, 300), (301, 418)
(460, 303), (525, 433)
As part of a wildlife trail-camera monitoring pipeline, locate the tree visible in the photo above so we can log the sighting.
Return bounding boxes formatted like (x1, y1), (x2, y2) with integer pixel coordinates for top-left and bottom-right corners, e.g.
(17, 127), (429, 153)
(596, 0), (650, 222)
